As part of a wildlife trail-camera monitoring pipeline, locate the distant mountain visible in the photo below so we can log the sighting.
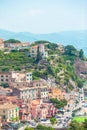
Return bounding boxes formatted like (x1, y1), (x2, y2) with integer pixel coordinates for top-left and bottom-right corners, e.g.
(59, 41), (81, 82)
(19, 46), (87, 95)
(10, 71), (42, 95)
(0, 29), (87, 55)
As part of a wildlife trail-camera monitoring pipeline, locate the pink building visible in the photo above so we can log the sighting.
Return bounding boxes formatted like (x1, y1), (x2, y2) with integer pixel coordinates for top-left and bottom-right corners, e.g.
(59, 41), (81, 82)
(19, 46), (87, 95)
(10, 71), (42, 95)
(30, 100), (57, 120)
(0, 38), (4, 49)
(0, 71), (32, 87)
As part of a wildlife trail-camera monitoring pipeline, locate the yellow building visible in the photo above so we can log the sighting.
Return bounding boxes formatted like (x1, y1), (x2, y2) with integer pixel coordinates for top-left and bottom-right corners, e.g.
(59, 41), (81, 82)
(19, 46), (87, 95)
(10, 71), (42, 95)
(0, 103), (19, 122)
(49, 88), (66, 100)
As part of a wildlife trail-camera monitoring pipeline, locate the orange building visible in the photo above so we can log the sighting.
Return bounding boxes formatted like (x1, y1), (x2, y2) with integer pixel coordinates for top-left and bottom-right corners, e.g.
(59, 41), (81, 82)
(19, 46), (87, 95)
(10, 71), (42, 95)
(49, 88), (66, 100)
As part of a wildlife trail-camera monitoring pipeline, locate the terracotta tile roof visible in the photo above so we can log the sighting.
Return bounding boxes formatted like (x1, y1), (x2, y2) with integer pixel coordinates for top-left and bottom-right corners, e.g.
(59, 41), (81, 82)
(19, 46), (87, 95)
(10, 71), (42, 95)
(31, 45), (38, 49)
(31, 99), (41, 105)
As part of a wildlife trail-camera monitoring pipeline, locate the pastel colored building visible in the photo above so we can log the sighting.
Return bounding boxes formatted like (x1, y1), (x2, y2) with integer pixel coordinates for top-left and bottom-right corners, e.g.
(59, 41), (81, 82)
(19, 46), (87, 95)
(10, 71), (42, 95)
(11, 71), (32, 83)
(30, 100), (57, 119)
(0, 71), (32, 86)
(30, 44), (48, 58)
(10, 78), (43, 88)
(0, 87), (12, 96)
(0, 96), (18, 105)
(49, 88), (66, 100)
(12, 87), (39, 100)
(0, 38), (4, 49)
(30, 80), (45, 87)
(4, 42), (30, 50)
(0, 103), (19, 122)
(30, 45), (38, 58)
(38, 86), (49, 100)
(12, 84), (48, 101)
(0, 72), (11, 83)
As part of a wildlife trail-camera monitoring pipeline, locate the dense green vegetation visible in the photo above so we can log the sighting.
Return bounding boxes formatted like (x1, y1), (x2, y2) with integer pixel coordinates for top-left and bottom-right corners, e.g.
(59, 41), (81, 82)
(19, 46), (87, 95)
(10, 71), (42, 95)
(68, 119), (87, 130)
(4, 39), (21, 43)
(0, 40), (86, 89)
(50, 98), (67, 109)
(50, 117), (57, 125)
(0, 50), (34, 71)
(24, 124), (54, 130)
(25, 127), (34, 130)
(36, 124), (54, 130)
(73, 117), (87, 123)
(0, 83), (9, 88)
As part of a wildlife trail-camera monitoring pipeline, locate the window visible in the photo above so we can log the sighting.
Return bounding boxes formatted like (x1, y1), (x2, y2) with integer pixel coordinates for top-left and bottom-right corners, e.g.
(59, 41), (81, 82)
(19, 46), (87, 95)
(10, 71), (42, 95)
(1, 79), (3, 81)
(36, 84), (38, 86)
(1, 75), (3, 77)
(32, 54), (34, 56)
(6, 75), (8, 77)
(32, 50), (34, 53)
(3, 110), (5, 113)
(6, 79), (8, 81)
(3, 115), (6, 119)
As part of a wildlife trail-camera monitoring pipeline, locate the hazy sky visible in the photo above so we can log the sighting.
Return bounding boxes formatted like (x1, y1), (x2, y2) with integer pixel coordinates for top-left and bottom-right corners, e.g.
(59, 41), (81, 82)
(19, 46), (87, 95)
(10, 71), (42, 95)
(0, 0), (87, 33)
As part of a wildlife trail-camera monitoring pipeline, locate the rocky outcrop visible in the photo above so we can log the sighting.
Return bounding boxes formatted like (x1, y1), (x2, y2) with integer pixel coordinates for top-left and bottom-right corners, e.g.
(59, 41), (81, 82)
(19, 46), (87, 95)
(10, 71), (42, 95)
(74, 59), (87, 79)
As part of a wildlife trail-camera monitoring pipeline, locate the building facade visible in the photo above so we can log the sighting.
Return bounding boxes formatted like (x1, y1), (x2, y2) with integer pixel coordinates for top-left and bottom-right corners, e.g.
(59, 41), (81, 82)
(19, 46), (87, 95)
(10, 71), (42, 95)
(13, 87), (39, 100)
(0, 103), (19, 122)
(4, 42), (30, 50)
(0, 72), (11, 83)
(0, 38), (4, 50)
(30, 44), (48, 58)
(0, 71), (32, 86)
(13, 85), (48, 101)
(30, 45), (38, 58)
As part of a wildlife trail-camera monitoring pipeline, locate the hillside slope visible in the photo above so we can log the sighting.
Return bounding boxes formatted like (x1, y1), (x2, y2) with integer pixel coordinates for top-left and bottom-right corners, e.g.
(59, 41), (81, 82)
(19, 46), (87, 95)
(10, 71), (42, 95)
(0, 29), (87, 55)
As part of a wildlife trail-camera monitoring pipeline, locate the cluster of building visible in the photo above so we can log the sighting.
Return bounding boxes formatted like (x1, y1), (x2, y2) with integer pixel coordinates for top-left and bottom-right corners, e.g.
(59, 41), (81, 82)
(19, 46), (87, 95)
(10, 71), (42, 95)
(0, 71), (85, 126)
(0, 70), (58, 125)
(0, 70), (86, 124)
(0, 38), (48, 59)
(0, 38), (30, 50)
(0, 38), (87, 128)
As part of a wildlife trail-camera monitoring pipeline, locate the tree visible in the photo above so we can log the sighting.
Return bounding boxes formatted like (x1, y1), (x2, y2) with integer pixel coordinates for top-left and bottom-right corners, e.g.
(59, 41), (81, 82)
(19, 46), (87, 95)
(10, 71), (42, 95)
(36, 124), (54, 130)
(83, 119), (87, 128)
(65, 45), (77, 56)
(72, 112), (75, 117)
(68, 121), (82, 130)
(4, 39), (21, 43)
(2, 66), (10, 71)
(24, 127), (34, 130)
(79, 49), (84, 60)
(50, 117), (57, 125)
(46, 43), (58, 50)
(50, 98), (67, 109)
(36, 46), (42, 62)
(1, 83), (9, 88)
(77, 80), (83, 88)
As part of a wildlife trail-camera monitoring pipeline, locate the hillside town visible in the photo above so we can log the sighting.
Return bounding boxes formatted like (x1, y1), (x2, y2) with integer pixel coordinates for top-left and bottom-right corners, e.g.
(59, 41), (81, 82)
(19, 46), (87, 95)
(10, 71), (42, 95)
(0, 38), (87, 130)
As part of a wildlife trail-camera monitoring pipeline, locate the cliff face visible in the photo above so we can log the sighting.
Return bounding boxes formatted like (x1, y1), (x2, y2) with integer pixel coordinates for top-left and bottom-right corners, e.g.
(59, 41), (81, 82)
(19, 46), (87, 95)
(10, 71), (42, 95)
(74, 59), (87, 79)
